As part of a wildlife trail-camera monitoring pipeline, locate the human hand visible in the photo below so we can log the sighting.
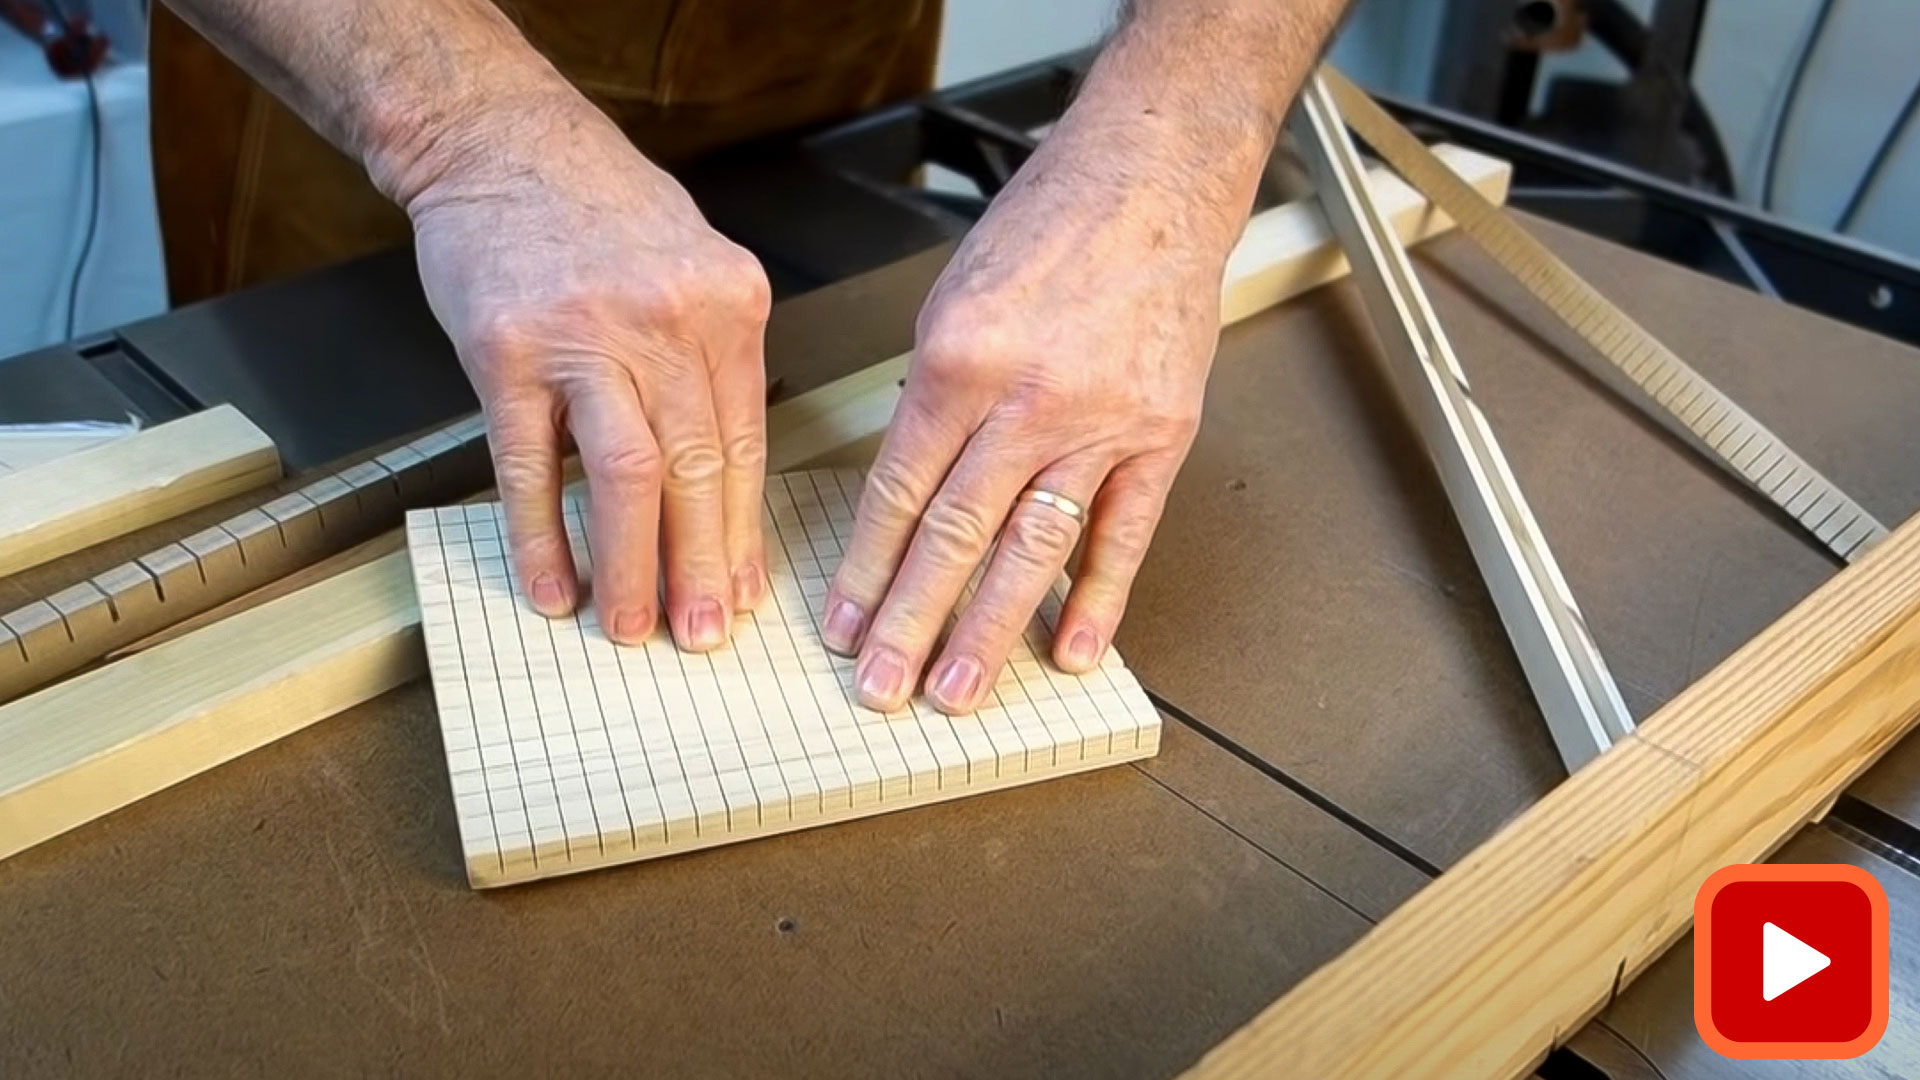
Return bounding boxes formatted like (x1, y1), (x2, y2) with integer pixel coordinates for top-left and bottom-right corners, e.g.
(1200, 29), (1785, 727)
(820, 164), (1233, 714)
(402, 95), (771, 649)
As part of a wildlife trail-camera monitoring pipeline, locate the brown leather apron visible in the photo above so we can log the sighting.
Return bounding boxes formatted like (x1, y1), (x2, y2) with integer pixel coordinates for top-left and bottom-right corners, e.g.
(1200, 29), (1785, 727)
(149, 1), (944, 304)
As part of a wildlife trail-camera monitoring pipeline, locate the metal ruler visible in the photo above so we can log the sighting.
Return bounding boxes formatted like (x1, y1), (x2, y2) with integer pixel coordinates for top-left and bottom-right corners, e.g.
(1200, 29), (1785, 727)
(1291, 77), (1632, 769)
(1319, 66), (1888, 565)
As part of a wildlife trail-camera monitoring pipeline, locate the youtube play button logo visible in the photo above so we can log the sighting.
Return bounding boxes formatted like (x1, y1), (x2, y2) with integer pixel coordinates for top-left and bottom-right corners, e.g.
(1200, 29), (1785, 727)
(1762, 921), (1830, 1001)
(1694, 864), (1890, 1059)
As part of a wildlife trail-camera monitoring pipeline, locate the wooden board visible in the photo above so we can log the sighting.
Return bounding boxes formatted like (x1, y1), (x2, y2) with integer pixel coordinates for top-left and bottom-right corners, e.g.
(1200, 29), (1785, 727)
(0, 555), (422, 862)
(1181, 509), (1920, 1080)
(0, 144), (1509, 865)
(410, 472), (1161, 886)
(0, 415), (493, 703)
(0, 406), (279, 580)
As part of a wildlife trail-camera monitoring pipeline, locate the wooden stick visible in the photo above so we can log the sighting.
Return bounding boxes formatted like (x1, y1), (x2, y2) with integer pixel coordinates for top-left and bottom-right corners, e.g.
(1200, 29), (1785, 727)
(0, 406), (279, 580)
(0, 557), (422, 862)
(1182, 511), (1920, 1080)
(0, 416), (493, 703)
(0, 145), (1509, 864)
(106, 529), (409, 658)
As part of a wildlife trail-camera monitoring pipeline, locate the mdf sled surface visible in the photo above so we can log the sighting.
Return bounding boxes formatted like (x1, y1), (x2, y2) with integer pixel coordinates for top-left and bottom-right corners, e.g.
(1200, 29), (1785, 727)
(0, 687), (1422, 1080)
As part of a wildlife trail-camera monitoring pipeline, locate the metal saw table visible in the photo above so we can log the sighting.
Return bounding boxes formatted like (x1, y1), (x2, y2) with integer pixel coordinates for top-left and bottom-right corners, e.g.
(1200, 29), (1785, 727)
(2, 206), (1919, 1076)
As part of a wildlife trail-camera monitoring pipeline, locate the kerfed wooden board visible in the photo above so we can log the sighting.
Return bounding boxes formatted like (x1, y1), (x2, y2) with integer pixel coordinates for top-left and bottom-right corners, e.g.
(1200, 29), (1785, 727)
(407, 468), (1162, 887)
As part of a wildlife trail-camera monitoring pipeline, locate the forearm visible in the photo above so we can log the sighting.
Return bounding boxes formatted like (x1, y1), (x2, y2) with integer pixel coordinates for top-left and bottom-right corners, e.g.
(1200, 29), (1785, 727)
(160, 0), (582, 209)
(1032, 0), (1352, 250)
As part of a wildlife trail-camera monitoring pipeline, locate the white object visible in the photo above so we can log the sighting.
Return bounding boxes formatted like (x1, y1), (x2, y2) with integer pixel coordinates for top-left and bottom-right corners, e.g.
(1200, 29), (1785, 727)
(1762, 921), (1832, 1001)
(407, 468), (1164, 888)
(0, 419), (138, 476)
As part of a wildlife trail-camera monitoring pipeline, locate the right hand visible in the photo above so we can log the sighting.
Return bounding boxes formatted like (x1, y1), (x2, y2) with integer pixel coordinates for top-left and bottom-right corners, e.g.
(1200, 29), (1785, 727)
(401, 95), (772, 649)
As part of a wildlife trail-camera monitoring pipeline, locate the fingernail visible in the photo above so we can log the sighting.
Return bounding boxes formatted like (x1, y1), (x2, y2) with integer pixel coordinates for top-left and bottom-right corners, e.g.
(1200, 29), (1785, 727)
(685, 597), (727, 651)
(822, 599), (866, 655)
(731, 564), (764, 611)
(1063, 628), (1103, 671)
(612, 607), (654, 643)
(930, 655), (984, 713)
(855, 647), (908, 710)
(529, 572), (569, 616)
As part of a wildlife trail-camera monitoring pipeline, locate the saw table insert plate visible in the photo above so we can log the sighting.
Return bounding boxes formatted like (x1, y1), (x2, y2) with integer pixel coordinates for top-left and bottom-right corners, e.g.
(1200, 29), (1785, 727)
(407, 467), (1162, 887)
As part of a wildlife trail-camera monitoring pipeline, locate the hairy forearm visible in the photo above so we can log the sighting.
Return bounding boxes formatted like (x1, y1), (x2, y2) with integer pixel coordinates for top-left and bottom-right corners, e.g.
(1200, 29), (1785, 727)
(1036, 0), (1353, 248)
(161, 0), (582, 209)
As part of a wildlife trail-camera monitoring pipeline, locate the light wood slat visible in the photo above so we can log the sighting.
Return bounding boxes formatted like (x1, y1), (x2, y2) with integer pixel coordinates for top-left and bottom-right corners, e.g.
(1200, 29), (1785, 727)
(0, 415), (493, 703)
(0, 147), (1510, 863)
(0, 406), (280, 579)
(1182, 510), (1920, 1080)
(0, 557), (423, 862)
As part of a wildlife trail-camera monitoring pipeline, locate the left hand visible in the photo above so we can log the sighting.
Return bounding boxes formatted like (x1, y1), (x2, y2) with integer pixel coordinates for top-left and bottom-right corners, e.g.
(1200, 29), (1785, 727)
(819, 168), (1230, 714)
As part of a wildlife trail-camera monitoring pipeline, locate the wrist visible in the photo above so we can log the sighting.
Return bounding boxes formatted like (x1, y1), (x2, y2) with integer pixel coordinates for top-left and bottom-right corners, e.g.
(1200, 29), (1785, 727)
(1036, 1), (1342, 246)
(357, 39), (586, 215)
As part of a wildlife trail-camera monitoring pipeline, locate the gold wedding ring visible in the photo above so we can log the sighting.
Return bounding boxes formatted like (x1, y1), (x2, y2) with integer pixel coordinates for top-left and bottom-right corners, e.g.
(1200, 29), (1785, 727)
(1018, 488), (1086, 525)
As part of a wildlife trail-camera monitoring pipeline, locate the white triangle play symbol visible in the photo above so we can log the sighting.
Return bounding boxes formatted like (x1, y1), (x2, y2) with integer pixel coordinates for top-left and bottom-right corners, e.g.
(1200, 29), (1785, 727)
(1763, 921), (1831, 1001)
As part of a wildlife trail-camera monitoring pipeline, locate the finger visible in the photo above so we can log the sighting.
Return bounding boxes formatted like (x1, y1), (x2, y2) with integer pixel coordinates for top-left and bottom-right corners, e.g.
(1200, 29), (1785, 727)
(1052, 455), (1177, 673)
(487, 392), (578, 618)
(853, 421), (1044, 712)
(925, 455), (1108, 714)
(708, 318), (769, 613)
(565, 374), (663, 644)
(821, 389), (974, 655)
(633, 349), (734, 652)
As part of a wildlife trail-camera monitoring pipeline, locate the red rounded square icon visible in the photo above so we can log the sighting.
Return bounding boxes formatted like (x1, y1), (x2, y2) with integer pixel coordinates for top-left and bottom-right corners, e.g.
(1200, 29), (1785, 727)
(1694, 863), (1889, 1059)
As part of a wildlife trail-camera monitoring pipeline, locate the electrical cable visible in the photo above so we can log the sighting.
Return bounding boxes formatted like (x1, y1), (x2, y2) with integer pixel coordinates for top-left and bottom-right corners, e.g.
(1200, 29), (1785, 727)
(1834, 76), (1920, 233)
(45, 0), (106, 341)
(63, 63), (105, 340)
(1762, 0), (1837, 212)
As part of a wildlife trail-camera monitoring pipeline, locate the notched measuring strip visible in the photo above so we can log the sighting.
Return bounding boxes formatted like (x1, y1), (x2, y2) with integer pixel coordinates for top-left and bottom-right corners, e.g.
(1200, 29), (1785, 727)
(1320, 66), (1888, 565)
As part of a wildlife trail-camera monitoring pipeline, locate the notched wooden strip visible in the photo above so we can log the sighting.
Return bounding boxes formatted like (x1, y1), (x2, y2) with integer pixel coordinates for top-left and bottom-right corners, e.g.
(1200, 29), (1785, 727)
(46, 580), (116, 641)
(222, 508), (289, 571)
(138, 543), (207, 605)
(0, 624), (27, 686)
(93, 561), (165, 626)
(2, 601), (70, 658)
(181, 526), (246, 584)
(407, 427), (461, 461)
(334, 461), (399, 527)
(298, 474), (364, 536)
(372, 445), (436, 502)
(260, 492), (328, 562)
(442, 414), (490, 444)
